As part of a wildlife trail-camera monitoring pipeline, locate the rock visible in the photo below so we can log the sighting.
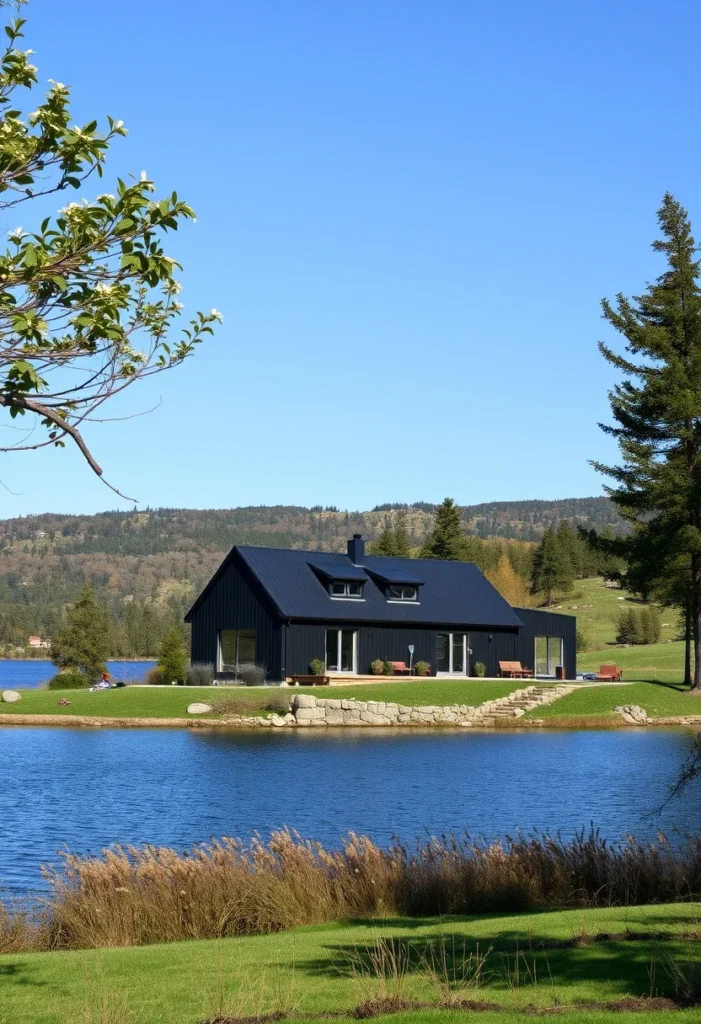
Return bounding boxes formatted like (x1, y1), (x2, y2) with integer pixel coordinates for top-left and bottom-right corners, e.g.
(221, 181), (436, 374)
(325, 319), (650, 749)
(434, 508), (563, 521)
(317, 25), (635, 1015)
(283, 713), (296, 725)
(187, 702), (212, 715)
(614, 704), (649, 725)
(2, 690), (20, 703)
(269, 715), (287, 727)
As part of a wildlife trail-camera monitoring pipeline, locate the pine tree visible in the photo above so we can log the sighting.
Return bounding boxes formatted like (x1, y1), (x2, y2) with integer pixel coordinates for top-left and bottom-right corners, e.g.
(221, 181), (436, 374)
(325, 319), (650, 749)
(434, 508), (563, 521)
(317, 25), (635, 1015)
(420, 498), (468, 560)
(530, 527), (573, 605)
(51, 586), (112, 681)
(556, 521), (583, 578)
(159, 625), (188, 683)
(393, 510), (411, 557)
(373, 516), (398, 556)
(594, 194), (701, 689)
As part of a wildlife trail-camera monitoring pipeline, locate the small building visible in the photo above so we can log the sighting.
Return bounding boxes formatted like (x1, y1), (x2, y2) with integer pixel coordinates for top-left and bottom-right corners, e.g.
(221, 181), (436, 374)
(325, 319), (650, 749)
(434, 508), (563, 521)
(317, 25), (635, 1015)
(27, 635), (50, 649)
(185, 535), (576, 681)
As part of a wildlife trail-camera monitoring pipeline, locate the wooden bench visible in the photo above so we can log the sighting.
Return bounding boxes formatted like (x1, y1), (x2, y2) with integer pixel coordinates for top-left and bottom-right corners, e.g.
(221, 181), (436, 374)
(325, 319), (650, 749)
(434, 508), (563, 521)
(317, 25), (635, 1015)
(389, 661), (412, 675)
(595, 663), (623, 682)
(498, 660), (534, 679)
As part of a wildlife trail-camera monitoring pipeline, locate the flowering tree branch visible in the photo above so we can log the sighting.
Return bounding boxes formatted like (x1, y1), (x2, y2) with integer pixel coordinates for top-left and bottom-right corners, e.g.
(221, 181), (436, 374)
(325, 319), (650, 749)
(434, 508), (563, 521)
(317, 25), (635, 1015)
(0, 10), (221, 495)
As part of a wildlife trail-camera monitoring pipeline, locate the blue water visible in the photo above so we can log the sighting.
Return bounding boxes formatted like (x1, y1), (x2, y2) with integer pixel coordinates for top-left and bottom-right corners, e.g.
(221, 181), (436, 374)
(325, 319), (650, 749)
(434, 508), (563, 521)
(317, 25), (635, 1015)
(0, 726), (699, 895)
(0, 659), (156, 689)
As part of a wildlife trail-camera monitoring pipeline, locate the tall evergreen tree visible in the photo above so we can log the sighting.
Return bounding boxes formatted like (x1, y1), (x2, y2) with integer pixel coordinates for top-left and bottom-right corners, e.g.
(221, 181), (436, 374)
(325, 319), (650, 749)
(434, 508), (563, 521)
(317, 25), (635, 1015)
(420, 498), (468, 560)
(530, 527), (573, 605)
(159, 625), (188, 684)
(393, 510), (412, 557)
(51, 586), (112, 681)
(594, 194), (701, 690)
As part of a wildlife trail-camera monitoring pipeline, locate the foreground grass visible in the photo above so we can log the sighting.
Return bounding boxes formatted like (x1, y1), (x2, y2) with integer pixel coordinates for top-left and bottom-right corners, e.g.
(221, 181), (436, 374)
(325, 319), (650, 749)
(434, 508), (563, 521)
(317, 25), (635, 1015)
(1, 905), (700, 1024)
(0, 680), (522, 720)
(528, 679), (701, 720)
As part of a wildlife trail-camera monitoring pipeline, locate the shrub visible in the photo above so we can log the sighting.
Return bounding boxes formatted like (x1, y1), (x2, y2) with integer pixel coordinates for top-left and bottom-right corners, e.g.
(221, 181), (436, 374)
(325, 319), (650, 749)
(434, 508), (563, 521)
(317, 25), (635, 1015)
(473, 662), (487, 677)
(236, 662), (266, 686)
(370, 658), (385, 675)
(158, 625), (187, 684)
(47, 670), (91, 690)
(186, 662), (214, 686)
(309, 658), (325, 676)
(145, 665), (168, 685)
(383, 661), (394, 675)
(576, 627), (590, 652)
(414, 660), (430, 677)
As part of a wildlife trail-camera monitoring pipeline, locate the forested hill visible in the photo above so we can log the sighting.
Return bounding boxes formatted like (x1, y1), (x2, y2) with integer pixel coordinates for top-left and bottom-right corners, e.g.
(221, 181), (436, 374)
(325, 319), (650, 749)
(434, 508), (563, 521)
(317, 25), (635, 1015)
(0, 497), (621, 650)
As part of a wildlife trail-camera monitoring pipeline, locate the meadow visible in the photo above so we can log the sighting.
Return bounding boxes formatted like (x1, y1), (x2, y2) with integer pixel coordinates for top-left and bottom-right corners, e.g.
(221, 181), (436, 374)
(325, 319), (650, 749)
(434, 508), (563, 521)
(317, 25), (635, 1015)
(1, 904), (700, 1024)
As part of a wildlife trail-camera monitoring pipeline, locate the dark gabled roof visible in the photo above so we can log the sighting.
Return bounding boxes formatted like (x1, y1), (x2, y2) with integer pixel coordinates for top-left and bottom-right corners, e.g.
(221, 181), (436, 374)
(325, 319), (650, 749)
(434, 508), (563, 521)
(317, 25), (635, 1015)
(187, 545), (523, 629)
(365, 565), (424, 586)
(307, 556), (368, 581)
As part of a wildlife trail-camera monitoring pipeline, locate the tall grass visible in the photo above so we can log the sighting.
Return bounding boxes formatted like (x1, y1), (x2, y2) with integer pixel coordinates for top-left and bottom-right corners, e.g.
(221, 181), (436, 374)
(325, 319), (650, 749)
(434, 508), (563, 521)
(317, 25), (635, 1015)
(0, 828), (698, 952)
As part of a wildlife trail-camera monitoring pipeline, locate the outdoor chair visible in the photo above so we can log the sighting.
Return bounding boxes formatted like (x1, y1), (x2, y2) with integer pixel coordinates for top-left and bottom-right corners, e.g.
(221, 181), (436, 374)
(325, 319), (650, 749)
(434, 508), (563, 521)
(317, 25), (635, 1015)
(498, 661), (533, 679)
(594, 663), (623, 682)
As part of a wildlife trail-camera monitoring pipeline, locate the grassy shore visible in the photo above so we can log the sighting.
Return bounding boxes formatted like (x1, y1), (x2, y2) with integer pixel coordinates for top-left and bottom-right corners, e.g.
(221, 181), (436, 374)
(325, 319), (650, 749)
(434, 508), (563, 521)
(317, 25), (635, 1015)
(526, 679), (701, 721)
(0, 680), (523, 720)
(2, 904), (700, 1024)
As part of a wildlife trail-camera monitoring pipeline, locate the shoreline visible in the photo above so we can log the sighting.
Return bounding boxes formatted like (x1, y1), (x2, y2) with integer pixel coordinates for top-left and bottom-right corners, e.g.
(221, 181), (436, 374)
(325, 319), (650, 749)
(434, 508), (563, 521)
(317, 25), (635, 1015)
(0, 711), (699, 730)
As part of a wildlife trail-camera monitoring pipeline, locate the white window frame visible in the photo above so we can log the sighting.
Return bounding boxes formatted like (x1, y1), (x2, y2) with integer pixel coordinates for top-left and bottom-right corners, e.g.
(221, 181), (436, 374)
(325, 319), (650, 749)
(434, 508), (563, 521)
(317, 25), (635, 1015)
(325, 628), (358, 673)
(329, 581), (364, 600)
(218, 628), (256, 674)
(436, 632), (469, 675)
(535, 635), (564, 677)
(387, 584), (418, 602)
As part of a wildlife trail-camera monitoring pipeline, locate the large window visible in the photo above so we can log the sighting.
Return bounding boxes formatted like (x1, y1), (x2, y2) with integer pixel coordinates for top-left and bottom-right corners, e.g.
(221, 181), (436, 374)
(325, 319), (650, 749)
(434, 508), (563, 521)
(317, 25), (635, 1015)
(330, 581), (363, 599)
(387, 585), (418, 602)
(326, 628), (357, 673)
(437, 632), (468, 674)
(218, 629), (256, 673)
(535, 636), (563, 677)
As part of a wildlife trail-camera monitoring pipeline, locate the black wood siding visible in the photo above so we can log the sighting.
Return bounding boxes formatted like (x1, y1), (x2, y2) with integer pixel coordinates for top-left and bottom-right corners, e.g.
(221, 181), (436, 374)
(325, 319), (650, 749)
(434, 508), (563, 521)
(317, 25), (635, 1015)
(189, 554), (282, 680)
(513, 608), (577, 679)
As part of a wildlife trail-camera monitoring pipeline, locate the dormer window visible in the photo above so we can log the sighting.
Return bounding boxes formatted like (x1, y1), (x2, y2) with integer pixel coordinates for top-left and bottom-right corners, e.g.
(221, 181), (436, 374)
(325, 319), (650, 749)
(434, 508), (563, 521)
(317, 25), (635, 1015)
(388, 585), (418, 602)
(330, 581), (364, 599)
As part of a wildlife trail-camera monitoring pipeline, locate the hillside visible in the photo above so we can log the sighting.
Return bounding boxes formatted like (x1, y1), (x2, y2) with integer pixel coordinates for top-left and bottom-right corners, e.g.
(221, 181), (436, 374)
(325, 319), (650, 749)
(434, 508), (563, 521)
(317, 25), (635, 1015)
(0, 497), (621, 649)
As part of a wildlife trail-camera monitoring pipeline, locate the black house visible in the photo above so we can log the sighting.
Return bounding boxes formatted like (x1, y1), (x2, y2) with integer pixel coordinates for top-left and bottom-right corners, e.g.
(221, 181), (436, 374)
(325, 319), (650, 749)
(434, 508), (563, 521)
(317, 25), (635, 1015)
(185, 534), (577, 681)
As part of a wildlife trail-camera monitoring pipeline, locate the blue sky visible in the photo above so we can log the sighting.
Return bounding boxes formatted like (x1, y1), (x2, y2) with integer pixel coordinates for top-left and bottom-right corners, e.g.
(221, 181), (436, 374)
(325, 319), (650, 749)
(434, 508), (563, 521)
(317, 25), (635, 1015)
(1, 0), (697, 515)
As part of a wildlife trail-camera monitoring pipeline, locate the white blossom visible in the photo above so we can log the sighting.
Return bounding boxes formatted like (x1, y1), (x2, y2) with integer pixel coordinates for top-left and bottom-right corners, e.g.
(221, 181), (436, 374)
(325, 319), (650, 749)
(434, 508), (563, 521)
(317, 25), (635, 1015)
(113, 120), (124, 130)
(9, 227), (24, 240)
(140, 170), (148, 182)
(210, 308), (223, 320)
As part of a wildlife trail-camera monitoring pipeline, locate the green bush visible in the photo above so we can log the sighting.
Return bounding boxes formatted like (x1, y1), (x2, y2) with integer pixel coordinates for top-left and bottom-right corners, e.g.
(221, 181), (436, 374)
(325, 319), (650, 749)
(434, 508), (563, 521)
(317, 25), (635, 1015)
(474, 661), (487, 677)
(576, 627), (590, 652)
(383, 661), (394, 676)
(47, 670), (91, 690)
(414, 660), (430, 676)
(309, 658), (325, 676)
(186, 663), (213, 686)
(370, 658), (385, 675)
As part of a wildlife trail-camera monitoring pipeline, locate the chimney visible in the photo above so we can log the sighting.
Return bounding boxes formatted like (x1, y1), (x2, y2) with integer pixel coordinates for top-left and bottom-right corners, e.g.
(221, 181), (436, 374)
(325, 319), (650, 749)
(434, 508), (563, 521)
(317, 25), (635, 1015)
(347, 533), (365, 566)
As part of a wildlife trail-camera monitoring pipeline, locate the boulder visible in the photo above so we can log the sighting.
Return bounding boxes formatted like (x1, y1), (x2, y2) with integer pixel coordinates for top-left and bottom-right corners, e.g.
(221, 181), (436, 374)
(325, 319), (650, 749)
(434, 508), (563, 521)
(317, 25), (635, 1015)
(1, 690), (20, 703)
(614, 704), (649, 725)
(187, 702), (212, 715)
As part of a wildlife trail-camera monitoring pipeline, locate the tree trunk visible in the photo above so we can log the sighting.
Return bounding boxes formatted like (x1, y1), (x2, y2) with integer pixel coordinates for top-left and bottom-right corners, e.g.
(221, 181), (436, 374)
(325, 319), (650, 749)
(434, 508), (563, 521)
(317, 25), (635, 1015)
(685, 597), (693, 688)
(692, 556), (701, 692)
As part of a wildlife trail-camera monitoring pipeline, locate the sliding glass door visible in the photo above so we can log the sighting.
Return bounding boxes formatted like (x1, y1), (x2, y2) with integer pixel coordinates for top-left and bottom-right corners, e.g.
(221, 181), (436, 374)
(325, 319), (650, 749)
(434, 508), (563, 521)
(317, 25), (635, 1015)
(325, 629), (357, 673)
(436, 632), (468, 675)
(535, 636), (563, 676)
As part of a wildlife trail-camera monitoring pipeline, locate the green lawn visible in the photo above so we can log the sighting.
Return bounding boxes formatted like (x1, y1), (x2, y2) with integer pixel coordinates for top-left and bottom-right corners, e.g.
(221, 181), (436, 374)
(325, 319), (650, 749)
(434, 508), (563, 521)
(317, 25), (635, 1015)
(1, 904), (699, 1024)
(0, 680), (522, 720)
(528, 679), (701, 720)
(578, 641), (686, 684)
(319, 679), (521, 706)
(550, 576), (680, 649)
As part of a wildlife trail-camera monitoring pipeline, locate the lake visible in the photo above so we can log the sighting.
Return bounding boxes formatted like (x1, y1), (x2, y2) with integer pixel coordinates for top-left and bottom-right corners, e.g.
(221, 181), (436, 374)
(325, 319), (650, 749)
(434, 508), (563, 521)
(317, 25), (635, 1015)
(0, 659), (156, 689)
(0, 725), (699, 896)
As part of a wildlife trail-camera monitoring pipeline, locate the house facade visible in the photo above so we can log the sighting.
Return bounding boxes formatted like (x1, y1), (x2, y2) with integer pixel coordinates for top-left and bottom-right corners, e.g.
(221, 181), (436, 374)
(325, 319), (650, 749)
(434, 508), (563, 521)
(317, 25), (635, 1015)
(185, 535), (577, 681)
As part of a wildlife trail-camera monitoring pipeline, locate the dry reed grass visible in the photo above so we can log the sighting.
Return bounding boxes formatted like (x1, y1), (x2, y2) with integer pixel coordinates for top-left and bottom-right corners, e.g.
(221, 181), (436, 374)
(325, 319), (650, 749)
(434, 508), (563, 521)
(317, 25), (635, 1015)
(0, 828), (696, 952)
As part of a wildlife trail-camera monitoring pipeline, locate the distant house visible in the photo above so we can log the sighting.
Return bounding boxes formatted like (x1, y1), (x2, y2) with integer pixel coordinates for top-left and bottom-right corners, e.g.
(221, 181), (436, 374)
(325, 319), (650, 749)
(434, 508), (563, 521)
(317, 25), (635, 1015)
(27, 635), (50, 649)
(186, 535), (576, 682)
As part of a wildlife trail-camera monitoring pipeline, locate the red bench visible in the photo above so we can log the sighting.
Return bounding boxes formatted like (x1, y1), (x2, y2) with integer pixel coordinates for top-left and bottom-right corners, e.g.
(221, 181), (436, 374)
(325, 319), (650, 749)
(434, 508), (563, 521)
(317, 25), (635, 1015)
(389, 661), (412, 675)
